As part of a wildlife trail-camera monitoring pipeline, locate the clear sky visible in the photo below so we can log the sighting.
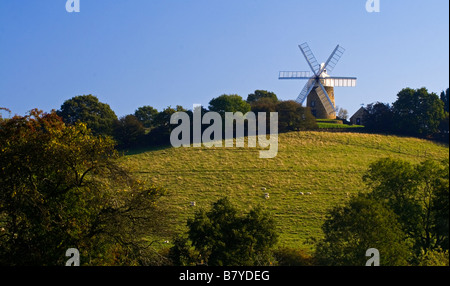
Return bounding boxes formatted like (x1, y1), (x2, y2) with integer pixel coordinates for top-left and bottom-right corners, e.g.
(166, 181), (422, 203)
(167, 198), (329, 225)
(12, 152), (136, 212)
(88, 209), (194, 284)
(0, 0), (448, 118)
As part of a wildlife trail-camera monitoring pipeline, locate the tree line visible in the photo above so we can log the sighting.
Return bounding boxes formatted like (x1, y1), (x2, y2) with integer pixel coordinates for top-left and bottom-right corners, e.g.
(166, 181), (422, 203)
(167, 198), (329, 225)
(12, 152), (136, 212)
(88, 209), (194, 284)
(55, 90), (318, 150)
(53, 86), (449, 151)
(364, 88), (449, 142)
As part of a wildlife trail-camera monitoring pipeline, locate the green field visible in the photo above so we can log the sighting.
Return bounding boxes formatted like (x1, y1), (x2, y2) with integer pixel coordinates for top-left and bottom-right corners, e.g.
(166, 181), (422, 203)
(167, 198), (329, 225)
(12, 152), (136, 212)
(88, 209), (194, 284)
(315, 119), (364, 129)
(119, 131), (449, 251)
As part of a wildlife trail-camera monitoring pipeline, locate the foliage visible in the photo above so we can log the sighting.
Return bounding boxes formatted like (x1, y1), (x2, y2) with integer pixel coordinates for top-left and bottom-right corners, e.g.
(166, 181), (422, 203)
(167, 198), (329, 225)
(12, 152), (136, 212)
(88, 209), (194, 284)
(209, 94), (251, 115)
(315, 195), (411, 266)
(363, 88), (448, 140)
(417, 248), (449, 266)
(170, 197), (278, 266)
(57, 94), (118, 136)
(113, 115), (145, 149)
(336, 107), (349, 121)
(363, 158), (449, 254)
(147, 106), (187, 146)
(168, 235), (200, 266)
(250, 97), (278, 114)
(364, 102), (394, 132)
(246, 90), (278, 104)
(440, 88), (449, 113)
(272, 247), (315, 266)
(0, 110), (167, 265)
(276, 100), (317, 132)
(134, 105), (159, 129)
(392, 88), (445, 137)
(0, 107), (11, 121)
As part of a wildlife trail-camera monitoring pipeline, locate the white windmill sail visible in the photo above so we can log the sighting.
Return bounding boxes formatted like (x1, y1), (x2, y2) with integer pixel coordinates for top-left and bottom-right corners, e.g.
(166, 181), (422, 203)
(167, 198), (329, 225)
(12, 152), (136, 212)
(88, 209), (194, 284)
(279, 42), (357, 114)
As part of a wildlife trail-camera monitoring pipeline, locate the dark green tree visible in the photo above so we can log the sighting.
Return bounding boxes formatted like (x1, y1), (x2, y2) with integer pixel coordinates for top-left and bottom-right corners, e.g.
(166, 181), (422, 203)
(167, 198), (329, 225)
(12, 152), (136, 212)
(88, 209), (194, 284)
(246, 90), (278, 104)
(209, 94), (251, 115)
(113, 115), (145, 149)
(250, 98), (278, 114)
(440, 88), (449, 113)
(363, 158), (449, 254)
(134, 105), (159, 129)
(0, 110), (167, 266)
(392, 88), (445, 137)
(315, 195), (411, 266)
(171, 197), (278, 266)
(364, 102), (394, 132)
(276, 100), (317, 132)
(57, 94), (118, 136)
(249, 98), (278, 133)
(439, 88), (450, 141)
(148, 106), (186, 146)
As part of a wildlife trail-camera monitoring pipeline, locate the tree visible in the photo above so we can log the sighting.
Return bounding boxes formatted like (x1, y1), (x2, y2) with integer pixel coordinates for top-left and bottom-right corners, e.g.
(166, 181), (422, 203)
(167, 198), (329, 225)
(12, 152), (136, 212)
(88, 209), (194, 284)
(134, 105), (159, 129)
(363, 158), (449, 254)
(248, 98), (278, 134)
(113, 115), (145, 149)
(250, 98), (278, 114)
(439, 88), (450, 141)
(364, 102), (394, 132)
(148, 106), (187, 146)
(209, 94), (251, 115)
(171, 197), (278, 266)
(276, 100), (317, 132)
(417, 248), (449, 266)
(336, 106), (349, 121)
(246, 90), (278, 104)
(392, 88), (446, 137)
(0, 110), (167, 265)
(0, 107), (11, 121)
(440, 88), (449, 113)
(57, 94), (118, 136)
(315, 195), (411, 266)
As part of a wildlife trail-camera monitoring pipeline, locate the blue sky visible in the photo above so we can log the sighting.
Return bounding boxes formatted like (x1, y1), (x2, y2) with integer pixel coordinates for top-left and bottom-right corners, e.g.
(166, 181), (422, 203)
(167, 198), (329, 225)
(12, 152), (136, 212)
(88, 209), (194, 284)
(0, 0), (448, 118)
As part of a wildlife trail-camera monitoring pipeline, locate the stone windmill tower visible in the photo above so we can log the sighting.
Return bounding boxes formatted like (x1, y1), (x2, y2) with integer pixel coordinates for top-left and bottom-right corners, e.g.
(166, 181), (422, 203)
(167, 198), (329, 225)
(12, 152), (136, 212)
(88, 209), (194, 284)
(279, 42), (357, 119)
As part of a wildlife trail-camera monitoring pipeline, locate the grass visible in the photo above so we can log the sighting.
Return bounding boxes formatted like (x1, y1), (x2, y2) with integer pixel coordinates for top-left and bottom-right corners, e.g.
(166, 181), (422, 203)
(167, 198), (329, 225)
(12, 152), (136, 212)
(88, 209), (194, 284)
(315, 118), (364, 129)
(316, 122), (364, 129)
(119, 131), (449, 251)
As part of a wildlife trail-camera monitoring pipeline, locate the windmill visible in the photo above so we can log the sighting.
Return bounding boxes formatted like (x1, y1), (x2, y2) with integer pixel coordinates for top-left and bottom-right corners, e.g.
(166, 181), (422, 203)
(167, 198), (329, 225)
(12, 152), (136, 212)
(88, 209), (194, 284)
(279, 42), (357, 119)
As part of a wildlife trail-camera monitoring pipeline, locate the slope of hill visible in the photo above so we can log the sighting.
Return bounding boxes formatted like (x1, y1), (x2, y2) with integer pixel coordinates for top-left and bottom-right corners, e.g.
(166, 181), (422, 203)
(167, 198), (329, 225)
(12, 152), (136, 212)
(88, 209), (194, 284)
(119, 131), (449, 250)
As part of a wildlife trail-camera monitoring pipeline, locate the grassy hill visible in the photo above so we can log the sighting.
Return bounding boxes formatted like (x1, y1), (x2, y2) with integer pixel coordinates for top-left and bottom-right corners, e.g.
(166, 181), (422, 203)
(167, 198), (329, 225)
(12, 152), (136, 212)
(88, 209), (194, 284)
(119, 131), (448, 251)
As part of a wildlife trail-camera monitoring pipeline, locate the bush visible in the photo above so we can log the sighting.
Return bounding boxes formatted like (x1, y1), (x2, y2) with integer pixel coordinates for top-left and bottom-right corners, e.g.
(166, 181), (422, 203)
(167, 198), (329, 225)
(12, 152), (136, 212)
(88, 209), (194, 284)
(315, 195), (411, 266)
(170, 197), (278, 266)
(276, 100), (317, 132)
(273, 247), (315, 266)
(417, 248), (449, 266)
